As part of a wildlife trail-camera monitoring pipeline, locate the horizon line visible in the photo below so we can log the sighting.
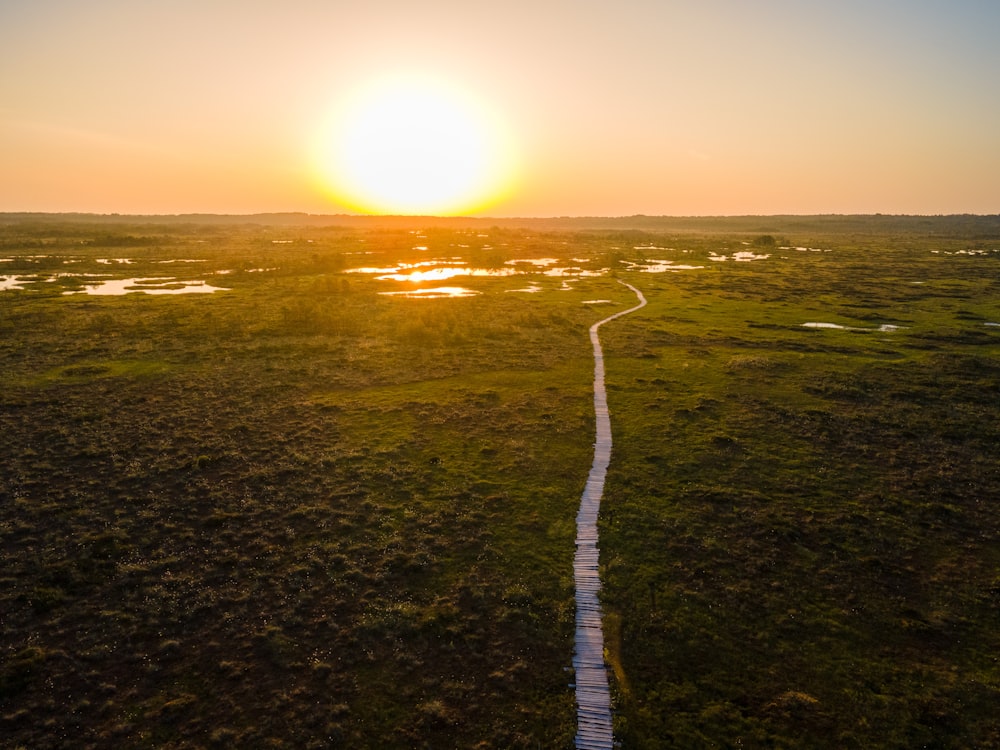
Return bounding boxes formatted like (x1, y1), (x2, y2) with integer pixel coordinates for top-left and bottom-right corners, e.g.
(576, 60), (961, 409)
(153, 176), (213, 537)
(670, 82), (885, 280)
(3, 210), (999, 221)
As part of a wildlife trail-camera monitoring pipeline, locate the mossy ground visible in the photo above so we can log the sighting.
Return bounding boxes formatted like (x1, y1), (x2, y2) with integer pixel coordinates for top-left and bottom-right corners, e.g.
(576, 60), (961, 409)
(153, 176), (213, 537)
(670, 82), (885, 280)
(1, 216), (999, 748)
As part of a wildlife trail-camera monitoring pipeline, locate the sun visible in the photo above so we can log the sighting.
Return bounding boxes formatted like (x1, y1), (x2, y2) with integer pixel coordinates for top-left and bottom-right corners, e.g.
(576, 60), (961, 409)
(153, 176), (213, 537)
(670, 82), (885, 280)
(315, 75), (517, 215)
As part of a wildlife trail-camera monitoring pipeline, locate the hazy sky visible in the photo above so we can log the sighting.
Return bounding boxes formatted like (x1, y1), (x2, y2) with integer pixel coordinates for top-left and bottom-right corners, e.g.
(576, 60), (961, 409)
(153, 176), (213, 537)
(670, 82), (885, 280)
(2, 0), (999, 216)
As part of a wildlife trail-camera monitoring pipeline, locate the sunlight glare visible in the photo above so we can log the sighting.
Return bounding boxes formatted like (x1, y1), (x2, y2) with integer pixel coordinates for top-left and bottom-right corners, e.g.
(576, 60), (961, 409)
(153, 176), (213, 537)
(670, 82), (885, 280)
(316, 75), (516, 215)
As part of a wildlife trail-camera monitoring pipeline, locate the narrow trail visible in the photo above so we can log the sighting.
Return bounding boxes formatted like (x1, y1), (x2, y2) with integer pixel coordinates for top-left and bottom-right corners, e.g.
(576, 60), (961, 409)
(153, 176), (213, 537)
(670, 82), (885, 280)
(573, 281), (647, 750)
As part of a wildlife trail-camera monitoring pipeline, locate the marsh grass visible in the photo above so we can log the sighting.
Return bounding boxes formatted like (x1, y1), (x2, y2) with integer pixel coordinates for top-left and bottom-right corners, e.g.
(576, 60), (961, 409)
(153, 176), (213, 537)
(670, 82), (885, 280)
(1, 216), (999, 747)
(597, 236), (1000, 748)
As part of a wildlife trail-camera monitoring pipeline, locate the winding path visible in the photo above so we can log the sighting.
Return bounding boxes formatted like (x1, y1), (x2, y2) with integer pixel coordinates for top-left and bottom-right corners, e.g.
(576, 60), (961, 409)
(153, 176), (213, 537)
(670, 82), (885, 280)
(573, 281), (647, 750)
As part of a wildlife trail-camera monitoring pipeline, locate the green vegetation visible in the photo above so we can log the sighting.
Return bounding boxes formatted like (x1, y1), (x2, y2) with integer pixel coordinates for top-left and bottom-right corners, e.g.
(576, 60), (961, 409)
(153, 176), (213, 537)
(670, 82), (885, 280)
(2, 215), (999, 747)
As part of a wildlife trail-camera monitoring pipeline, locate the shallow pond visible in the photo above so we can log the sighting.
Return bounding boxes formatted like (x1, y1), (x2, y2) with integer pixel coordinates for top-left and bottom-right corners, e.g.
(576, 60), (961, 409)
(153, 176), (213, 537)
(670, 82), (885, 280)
(543, 267), (608, 277)
(802, 322), (847, 329)
(507, 283), (544, 293)
(620, 260), (703, 273)
(64, 277), (230, 296)
(505, 258), (561, 267)
(802, 322), (906, 332)
(379, 286), (479, 298)
(377, 267), (517, 282)
(0, 275), (32, 291)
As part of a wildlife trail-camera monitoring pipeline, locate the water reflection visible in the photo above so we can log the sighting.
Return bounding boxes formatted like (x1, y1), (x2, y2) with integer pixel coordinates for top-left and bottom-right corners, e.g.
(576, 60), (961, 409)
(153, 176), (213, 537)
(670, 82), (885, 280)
(708, 251), (771, 262)
(620, 260), (703, 273)
(64, 277), (230, 296)
(347, 257), (614, 284)
(802, 322), (906, 332)
(543, 267), (608, 277)
(507, 283), (544, 293)
(380, 286), (479, 299)
(1, 275), (32, 291)
(382, 267), (517, 282)
(505, 258), (560, 267)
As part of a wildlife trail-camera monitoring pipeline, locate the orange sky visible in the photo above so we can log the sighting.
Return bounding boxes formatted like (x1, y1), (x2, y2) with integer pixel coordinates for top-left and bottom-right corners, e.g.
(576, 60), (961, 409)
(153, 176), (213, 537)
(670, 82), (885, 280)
(2, 1), (999, 216)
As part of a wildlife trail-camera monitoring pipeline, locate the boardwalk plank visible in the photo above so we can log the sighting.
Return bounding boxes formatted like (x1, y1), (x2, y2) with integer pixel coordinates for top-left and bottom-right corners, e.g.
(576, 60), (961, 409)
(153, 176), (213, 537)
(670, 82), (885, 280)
(573, 283), (647, 750)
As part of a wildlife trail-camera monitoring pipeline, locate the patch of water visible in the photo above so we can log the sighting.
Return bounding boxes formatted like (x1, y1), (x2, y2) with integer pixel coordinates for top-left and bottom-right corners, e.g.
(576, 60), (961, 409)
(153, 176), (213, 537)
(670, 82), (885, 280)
(507, 283), (544, 293)
(1, 275), (32, 291)
(407, 260), (466, 268)
(621, 260), (703, 272)
(985, 322), (1000, 328)
(346, 266), (399, 274)
(64, 277), (230, 296)
(709, 251), (771, 262)
(939, 249), (997, 256)
(376, 267), (517, 282)
(582, 299), (614, 305)
(505, 258), (561, 267)
(379, 286), (479, 299)
(802, 322), (906, 332)
(347, 260), (467, 276)
(157, 259), (207, 264)
(96, 258), (134, 264)
(544, 267), (608, 277)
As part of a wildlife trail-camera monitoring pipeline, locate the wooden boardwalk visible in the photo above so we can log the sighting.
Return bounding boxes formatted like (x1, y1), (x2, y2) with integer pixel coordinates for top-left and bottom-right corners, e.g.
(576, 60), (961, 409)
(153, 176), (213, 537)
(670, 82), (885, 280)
(574, 282), (647, 750)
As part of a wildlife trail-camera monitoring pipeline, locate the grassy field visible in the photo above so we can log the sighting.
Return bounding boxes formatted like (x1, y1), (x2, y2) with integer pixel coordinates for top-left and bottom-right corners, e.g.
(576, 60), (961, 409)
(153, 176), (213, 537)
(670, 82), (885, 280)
(1, 215), (999, 748)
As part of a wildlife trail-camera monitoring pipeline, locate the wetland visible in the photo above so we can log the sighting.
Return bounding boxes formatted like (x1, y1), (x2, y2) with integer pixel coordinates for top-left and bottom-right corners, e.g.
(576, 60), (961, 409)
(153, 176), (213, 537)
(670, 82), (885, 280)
(2, 213), (999, 748)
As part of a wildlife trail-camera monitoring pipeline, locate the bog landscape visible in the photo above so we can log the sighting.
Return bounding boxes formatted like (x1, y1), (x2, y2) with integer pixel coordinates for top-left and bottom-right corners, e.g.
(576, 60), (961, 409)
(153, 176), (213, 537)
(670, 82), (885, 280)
(2, 213), (999, 748)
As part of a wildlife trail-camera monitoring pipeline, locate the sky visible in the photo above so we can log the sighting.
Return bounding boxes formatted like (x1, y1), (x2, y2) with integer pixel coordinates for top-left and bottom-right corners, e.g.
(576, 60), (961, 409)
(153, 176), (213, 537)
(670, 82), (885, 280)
(2, 0), (999, 216)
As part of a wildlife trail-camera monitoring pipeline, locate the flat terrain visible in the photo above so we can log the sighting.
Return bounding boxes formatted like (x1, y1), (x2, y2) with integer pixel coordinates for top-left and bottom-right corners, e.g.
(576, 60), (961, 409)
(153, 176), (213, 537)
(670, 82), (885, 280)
(1, 215), (999, 748)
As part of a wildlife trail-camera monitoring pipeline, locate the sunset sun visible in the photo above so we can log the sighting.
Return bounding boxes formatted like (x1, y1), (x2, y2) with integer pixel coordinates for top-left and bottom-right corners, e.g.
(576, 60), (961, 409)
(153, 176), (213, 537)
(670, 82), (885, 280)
(316, 76), (516, 215)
